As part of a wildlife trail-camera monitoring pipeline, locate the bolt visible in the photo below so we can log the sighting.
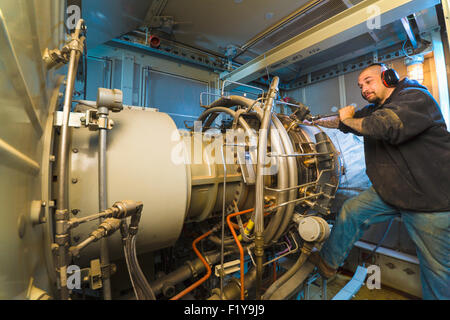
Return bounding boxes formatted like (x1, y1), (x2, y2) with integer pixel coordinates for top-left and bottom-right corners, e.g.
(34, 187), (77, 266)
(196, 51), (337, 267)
(73, 236), (80, 243)
(71, 178), (78, 184)
(41, 201), (47, 207)
(49, 155), (56, 162)
(71, 209), (79, 215)
(72, 148), (78, 153)
(111, 264), (117, 275)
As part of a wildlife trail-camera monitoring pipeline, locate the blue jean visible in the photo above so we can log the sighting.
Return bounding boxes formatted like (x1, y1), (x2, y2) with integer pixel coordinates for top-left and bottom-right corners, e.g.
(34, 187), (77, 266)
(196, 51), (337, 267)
(320, 186), (450, 300)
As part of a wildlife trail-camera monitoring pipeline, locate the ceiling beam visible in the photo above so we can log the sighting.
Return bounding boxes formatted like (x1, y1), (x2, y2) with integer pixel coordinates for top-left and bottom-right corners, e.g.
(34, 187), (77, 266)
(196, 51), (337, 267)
(220, 0), (440, 87)
(296, 34), (407, 76)
(342, 0), (381, 43)
(401, 16), (418, 48)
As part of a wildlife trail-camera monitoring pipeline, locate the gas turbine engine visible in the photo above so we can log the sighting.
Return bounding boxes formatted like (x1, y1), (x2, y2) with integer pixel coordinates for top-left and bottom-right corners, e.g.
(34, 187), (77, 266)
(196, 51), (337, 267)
(45, 21), (340, 300)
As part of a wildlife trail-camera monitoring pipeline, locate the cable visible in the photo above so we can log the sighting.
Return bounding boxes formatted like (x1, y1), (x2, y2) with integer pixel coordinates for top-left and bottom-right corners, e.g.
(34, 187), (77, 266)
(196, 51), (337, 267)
(364, 218), (394, 265)
(402, 40), (413, 59)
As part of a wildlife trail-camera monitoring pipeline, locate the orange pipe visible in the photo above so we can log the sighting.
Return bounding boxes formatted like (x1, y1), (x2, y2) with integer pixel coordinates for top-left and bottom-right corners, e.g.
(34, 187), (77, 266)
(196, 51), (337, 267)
(171, 205), (273, 301)
(226, 205), (273, 300)
(230, 207), (272, 230)
(226, 210), (248, 300)
(170, 229), (213, 300)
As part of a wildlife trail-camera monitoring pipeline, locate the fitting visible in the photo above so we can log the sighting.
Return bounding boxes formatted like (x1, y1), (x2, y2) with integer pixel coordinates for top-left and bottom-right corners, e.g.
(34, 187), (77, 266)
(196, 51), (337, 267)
(297, 216), (330, 243)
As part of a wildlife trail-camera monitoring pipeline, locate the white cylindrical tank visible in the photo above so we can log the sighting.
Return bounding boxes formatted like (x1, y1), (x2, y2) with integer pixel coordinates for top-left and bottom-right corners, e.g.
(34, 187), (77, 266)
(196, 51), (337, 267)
(69, 108), (191, 264)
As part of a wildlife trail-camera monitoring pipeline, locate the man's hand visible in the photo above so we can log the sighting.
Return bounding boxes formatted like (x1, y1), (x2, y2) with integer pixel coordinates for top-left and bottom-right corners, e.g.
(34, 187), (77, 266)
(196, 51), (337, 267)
(339, 105), (356, 121)
(303, 116), (340, 129)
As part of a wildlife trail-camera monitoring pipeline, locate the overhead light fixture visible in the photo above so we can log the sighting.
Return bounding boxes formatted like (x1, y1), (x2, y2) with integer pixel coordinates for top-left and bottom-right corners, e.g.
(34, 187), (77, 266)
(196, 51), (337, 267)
(405, 55), (424, 84)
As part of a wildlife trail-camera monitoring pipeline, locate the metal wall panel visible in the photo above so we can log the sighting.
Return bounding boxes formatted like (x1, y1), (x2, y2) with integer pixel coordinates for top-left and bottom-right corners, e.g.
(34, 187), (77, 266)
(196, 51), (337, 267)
(144, 70), (209, 128)
(304, 77), (340, 115)
(344, 70), (368, 108)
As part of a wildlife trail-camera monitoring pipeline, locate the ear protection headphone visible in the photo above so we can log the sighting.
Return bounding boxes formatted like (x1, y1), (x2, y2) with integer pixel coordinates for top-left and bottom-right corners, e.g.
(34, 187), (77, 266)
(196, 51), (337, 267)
(371, 63), (400, 88)
(360, 63), (400, 101)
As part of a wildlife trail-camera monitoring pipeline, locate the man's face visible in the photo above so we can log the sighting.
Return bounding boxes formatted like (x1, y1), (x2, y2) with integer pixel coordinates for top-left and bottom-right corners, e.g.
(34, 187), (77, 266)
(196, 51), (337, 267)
(358, 67), (387, 104)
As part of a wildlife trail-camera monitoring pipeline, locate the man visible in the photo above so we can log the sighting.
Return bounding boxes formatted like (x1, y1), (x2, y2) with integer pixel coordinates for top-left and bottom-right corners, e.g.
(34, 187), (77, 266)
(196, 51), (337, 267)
(308, 63), (450, 299)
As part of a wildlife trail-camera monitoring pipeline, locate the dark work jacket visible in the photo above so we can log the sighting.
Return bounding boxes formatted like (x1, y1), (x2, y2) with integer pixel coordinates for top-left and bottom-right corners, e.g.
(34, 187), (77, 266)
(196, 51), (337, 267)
(339, 78), (450, 212)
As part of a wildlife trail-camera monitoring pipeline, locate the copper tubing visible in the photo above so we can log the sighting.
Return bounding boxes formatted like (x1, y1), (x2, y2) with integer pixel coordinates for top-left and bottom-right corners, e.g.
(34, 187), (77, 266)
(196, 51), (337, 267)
(226, 209), (253, 300)
(171, 206), (272, 300)
(170, 229), (213, 300)
(225, 207), (273, 300)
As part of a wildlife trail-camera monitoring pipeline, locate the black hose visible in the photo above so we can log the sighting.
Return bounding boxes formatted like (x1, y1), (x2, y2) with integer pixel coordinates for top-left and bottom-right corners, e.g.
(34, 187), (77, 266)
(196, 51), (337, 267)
(262, 251), (310, 300)
(365, 219), (394, 264)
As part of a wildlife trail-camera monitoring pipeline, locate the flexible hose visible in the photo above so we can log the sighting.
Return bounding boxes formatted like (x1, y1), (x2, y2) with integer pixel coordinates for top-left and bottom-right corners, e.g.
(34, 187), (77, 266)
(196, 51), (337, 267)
(170, 229), (213, 300)
(131, 235), (156, 299)
(262, 244), (313, 300)
(123, 234), (156, 300)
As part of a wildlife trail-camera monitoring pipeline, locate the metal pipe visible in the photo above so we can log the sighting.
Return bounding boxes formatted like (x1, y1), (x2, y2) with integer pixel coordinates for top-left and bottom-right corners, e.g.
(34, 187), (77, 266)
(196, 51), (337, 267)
(149, 251), (227, 297)
(97, 106), (112, 300)
(262, 232), (299, 266)
(254, 76), (279, 299)
(272, 115), (298, 242)
(268, 152), (333, 157)
(267, 192), (325, 211)
(55, 19), (84, 300)
(261, 121), (287, 244)
(197, 106), (258, 166)
(208, 268), (258, 300)
(220, 144), (227, 299)
(207, 95), (261, 109)
(265, 170), (325, 192)
(0, 138), (40, 174)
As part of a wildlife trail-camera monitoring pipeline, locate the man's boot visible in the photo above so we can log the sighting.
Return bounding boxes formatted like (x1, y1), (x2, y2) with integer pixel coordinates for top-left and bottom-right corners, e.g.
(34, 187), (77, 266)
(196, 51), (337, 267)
(308, 251), (337, 279)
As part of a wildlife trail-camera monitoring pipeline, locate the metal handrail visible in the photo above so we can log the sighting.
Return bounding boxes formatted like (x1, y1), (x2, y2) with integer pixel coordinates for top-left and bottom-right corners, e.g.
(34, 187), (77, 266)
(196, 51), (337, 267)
(221, 79), (265, 97)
